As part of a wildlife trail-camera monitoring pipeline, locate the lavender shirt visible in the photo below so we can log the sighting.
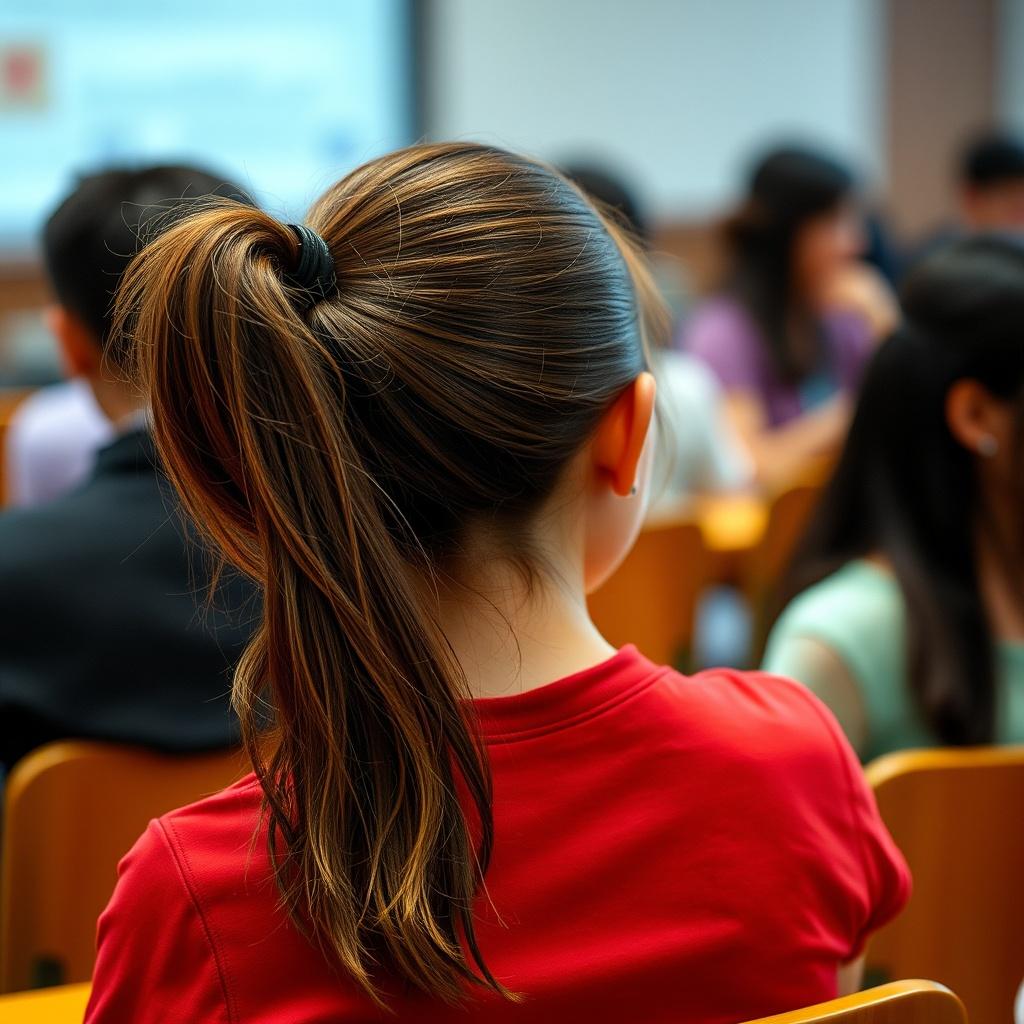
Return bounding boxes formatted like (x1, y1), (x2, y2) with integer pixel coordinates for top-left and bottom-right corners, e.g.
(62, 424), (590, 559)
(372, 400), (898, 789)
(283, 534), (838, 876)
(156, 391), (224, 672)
(681, 297), (872, 428)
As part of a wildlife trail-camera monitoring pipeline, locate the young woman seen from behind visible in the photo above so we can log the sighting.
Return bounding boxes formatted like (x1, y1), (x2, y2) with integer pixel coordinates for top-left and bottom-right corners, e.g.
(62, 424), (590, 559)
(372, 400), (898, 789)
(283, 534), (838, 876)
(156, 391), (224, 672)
(87, 143), (908, 1024)
(765, 236), (1024, 761)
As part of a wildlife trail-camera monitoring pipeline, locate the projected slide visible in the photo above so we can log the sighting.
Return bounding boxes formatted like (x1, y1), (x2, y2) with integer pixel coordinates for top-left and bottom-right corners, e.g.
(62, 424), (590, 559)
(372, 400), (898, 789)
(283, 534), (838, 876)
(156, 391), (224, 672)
(0, 0), (413, 252)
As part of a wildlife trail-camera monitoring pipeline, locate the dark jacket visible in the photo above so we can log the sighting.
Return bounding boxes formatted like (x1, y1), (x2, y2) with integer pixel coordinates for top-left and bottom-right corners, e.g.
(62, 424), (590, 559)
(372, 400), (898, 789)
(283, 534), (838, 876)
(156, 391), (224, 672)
(0, 429), (258, 774)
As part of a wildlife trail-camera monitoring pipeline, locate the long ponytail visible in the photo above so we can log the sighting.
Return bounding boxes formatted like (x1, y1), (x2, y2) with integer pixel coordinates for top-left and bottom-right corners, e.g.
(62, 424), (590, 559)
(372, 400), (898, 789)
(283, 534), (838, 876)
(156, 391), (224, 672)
(114, 143), (651, 1004)
(116, 204), (501, 1003)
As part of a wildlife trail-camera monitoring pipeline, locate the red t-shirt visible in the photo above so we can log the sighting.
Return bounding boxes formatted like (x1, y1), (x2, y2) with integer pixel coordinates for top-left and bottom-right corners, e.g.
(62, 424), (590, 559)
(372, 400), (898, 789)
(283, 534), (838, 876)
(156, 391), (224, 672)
(86, 648), (909, 1024)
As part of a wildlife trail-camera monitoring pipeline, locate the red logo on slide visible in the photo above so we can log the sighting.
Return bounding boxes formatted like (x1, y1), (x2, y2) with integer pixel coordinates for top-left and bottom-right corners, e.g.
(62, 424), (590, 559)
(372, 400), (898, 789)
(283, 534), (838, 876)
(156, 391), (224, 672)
(1, 45), (46, 108)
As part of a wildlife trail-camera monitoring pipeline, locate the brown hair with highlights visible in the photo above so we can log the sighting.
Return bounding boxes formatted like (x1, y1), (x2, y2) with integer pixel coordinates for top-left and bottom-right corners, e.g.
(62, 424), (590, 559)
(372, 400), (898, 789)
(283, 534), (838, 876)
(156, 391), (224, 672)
(114, 143), (655, 1004)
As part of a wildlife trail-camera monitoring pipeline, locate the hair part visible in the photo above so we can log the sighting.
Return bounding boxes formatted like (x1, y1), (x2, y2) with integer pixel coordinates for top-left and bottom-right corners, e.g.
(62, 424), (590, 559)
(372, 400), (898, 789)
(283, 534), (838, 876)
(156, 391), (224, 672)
(113, 142), (654, 1004)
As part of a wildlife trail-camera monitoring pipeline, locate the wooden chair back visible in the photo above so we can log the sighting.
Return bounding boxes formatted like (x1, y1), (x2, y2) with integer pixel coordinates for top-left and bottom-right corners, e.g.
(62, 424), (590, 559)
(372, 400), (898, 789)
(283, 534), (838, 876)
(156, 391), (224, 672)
(0, 979), (969, 1024)
(0, 389), (32, 506)
(865, 747), (1024, 1024)
(1, 741), (248, 992)
(745, 478), (826, 659)
(588, 518), (705, 668)
(0, 982), (91, 1023)
(740, 980), (966, 1024)
(748, 483), (821, 593)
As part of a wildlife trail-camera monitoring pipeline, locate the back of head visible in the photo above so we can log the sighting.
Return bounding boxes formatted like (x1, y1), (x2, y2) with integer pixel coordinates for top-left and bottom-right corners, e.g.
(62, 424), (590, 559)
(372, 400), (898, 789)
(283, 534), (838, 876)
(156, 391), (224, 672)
(113, 142), (653, 1004)
(42, 165), (252, 358)
(958, 131), (1024, 230)
(724, 144), (855, 379)
(561, 162), (649, 245)
(744, 146), (854, 226)
(783, 235), (1024, 744)
(960, 131), (1024, 189)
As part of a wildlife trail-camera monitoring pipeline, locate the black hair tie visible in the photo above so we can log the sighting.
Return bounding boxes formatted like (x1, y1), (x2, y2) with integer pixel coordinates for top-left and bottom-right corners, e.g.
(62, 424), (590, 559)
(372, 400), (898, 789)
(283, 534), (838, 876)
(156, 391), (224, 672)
(285, 223), (337, 309)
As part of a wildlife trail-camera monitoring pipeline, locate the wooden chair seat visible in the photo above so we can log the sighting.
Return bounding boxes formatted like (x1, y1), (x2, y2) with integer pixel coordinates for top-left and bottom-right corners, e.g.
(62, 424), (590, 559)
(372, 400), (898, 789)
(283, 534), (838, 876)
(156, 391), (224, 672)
(865, 747), (1024, 1024)
(741, 980), (966, 1024)
(1, 741), (248, 992)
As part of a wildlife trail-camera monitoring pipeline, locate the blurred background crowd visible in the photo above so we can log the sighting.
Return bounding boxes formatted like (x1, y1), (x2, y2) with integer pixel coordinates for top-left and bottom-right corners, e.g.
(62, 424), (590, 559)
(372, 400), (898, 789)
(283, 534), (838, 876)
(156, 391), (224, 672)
(1, 0), (1021, 384)
(1, 2), (1024, 1016)
(2, 0), (1024, 729)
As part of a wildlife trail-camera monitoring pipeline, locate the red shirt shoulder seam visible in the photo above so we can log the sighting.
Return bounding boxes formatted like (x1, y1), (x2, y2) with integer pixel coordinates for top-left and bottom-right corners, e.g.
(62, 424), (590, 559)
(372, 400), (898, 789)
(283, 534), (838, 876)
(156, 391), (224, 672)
(155, 817), (238, 1023)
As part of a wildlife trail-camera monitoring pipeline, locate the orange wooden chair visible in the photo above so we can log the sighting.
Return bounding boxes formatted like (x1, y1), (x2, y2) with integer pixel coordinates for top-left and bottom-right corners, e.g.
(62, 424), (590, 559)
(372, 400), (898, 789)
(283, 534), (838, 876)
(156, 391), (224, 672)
(744, 479), (825, 659)
(747, 483), (822, 594)
(587, 517), (706, 669)
(0, 982), (91, 1023)
(0, 741), (249, 993)
(740, 980), (966, 1024)
(0, 980), (968, 1024)
(0, 388), (33, 506)
(865, 747), (1024, 1024)
(747, 454), (834, 590)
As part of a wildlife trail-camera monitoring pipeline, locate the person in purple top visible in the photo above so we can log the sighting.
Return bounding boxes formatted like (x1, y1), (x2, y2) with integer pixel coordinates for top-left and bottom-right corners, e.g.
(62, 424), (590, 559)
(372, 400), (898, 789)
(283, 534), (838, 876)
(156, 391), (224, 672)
(682, 146), (889, 489)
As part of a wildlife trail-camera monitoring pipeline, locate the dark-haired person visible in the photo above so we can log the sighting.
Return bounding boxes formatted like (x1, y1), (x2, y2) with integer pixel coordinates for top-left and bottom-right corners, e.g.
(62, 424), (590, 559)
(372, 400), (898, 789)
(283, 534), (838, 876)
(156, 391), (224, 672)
(0, 166), (259, 774)
(7, 168), (250, 506)
(681, 146), (893, 488)
(959, 131), (1024, 232)
(86, 144), (907, 1024)
(908, 131), (1024, 271)
(764, 235), (1024, 761)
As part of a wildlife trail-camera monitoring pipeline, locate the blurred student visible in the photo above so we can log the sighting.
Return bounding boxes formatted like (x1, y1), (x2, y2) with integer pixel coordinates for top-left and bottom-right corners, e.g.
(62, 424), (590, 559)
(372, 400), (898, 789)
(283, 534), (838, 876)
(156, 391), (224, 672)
(764, 236), (1024, 761)
(0, 166), (258, 774)
(88, 144), (907, 1024)
(5, 378), (113, 506)
(563, 162), (751, 504)
(908, 131), (1024, 271)
(958, 131), (1024, 232)
(681, 146), (892, 489)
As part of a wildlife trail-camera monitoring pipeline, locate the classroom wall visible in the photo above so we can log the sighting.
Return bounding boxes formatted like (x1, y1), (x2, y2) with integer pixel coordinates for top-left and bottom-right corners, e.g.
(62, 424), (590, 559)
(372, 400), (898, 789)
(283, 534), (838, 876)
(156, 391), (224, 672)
(884, 0), (996, 236)
(1000, 0), (1024, 130)
(426, 0), (884, 219)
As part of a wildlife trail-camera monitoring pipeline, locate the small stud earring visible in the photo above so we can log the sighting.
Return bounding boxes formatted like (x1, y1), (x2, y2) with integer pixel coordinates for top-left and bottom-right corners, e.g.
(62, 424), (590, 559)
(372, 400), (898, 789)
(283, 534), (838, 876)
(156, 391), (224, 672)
(977, 435), (999, 458)
(630, 484), (638, 496)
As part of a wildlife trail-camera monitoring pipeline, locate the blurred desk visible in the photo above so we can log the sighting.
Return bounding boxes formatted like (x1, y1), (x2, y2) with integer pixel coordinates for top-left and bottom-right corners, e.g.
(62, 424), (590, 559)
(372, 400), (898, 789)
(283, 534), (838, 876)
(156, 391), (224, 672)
(692, 494), (768, 556)
(0, 984), (90, 1023)
(650, 492), (769, 584)
(693, 494), (769, 585)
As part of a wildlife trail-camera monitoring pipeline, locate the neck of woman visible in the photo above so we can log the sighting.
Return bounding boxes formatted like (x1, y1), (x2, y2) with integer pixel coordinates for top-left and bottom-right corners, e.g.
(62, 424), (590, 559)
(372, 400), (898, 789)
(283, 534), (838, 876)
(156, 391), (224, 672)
(429, 529), (616, 702)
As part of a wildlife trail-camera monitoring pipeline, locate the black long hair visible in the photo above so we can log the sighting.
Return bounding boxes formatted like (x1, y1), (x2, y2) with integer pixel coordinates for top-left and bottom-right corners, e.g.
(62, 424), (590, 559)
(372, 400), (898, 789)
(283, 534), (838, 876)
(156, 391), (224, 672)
(725, 145), (854, 383)
(778, 235), (1024, 744)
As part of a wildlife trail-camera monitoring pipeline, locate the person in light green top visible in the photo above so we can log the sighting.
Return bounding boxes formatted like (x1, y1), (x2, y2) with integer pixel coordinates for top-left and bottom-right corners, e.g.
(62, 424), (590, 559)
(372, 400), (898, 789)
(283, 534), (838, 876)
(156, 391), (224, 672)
(763, 236), (1024, 762)
(764, 559), (1024, 761)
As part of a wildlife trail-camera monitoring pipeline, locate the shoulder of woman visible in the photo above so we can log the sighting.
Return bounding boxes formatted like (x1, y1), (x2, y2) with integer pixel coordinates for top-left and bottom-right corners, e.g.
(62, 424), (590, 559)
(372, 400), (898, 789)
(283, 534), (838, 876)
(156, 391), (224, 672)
(675, 665), (855, 766)
(669, 663), (910, 956)
(156, 773), (268, 886)
(769, 562), (902, 650)
(87, 812), (239, 1024)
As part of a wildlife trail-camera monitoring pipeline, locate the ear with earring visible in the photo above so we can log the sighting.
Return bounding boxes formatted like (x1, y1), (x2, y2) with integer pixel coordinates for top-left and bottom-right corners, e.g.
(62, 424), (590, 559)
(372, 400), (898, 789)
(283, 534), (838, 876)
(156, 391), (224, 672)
(977, 436), (999, 458)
